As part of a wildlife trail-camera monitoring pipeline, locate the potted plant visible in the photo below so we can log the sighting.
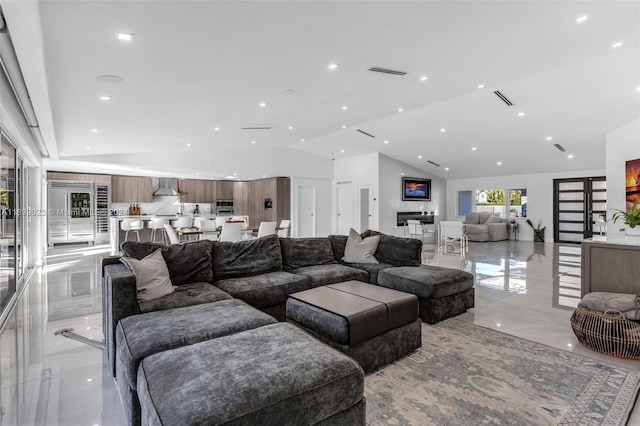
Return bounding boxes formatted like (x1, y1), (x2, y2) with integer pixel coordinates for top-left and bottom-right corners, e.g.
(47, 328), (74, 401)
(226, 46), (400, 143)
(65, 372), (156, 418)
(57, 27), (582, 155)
(611, 200), (640, 236)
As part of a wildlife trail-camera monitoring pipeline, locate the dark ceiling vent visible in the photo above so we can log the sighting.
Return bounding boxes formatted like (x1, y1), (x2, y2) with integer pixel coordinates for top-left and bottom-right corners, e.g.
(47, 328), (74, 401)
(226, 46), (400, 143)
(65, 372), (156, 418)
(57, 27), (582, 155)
(427, 160), (440, 167)
(554, 143), (567, 152)
(356, 129), (375, 138)
(494, 91), (513, 106)
(368, 67), (407, 76)
(241, 127), (272, 130)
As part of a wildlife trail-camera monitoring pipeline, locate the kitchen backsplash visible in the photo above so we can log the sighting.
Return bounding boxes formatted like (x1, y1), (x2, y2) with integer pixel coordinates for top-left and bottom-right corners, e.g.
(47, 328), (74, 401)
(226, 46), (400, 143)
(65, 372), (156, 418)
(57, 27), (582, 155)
(111, 196), (212, 216)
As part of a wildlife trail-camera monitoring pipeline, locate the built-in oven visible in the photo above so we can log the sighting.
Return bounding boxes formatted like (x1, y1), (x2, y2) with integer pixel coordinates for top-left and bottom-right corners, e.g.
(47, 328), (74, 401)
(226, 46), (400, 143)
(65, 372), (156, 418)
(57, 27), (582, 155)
(216, 199), (234, 215)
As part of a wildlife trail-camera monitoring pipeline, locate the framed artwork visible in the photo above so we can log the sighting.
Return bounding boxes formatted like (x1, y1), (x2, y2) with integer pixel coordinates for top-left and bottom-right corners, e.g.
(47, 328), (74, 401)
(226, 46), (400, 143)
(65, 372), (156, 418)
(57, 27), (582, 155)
(626, 158), (640, 209)
(402, 177), (431, 201)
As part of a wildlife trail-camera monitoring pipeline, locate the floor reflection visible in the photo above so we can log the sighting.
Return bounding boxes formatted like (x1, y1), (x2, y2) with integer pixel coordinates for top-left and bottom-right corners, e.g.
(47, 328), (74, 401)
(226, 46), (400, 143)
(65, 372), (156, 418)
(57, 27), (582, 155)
(0, 240), (637, 425)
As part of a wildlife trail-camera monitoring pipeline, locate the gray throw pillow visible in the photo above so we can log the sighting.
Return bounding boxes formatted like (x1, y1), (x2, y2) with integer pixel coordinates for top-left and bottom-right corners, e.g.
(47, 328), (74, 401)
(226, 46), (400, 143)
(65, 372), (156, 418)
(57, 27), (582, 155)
(485, 215), (503, 224)
(120, 249), (174, 302)
(342, 228), (380, 264)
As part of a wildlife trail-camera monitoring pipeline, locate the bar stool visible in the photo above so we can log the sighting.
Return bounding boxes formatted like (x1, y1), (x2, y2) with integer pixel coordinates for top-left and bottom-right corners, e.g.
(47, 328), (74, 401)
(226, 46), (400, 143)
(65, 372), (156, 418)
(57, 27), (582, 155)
(148, 218), (169, 244)
(121, 218), (143, 242)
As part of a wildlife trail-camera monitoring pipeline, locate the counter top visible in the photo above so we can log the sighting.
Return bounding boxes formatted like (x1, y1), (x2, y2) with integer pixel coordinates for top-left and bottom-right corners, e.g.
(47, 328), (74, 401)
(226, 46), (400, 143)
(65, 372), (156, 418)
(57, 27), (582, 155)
(583, 235), (640, 247)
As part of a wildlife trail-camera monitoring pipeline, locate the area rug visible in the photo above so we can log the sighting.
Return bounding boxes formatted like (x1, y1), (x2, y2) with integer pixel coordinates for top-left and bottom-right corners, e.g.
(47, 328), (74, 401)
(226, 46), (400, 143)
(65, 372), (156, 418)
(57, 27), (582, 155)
(364, 319), (640, 425)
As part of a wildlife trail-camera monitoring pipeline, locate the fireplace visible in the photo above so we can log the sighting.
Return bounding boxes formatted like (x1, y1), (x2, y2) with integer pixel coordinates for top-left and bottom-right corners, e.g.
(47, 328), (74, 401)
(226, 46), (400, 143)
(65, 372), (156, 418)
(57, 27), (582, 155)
(396, 211), (435, 227)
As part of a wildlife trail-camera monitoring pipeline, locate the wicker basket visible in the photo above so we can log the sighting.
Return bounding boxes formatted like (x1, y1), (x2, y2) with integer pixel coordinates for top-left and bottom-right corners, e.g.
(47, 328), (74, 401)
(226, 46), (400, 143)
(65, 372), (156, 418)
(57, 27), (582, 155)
(570, 307), (640, 359)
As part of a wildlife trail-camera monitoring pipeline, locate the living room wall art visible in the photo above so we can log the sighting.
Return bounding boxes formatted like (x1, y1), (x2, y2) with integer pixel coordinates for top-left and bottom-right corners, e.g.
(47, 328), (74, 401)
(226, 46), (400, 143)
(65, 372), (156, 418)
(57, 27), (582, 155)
(626, 158), (640, 209)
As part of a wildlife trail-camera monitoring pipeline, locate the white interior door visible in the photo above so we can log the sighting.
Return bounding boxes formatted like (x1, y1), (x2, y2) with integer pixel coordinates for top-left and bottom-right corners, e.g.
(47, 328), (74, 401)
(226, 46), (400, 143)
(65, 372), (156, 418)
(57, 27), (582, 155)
(358, 185), (373, 233)
(336, 182), (354, 235)
(296, 185), (316, 237)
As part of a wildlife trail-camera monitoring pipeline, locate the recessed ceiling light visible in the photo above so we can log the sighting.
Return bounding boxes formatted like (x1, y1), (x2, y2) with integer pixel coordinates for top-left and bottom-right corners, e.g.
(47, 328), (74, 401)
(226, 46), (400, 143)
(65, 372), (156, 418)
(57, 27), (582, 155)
(288, 126), (294, 130)
(341, 106), (348, 110)
(86, 146), (91, 150)
(576, 15), (588, 23)
(518, 112), (525, 117)
(328, 63), (339, 70)
(612, 42), (623, 48)
(91, 128), (99, 133)
(341, 149), (345, 153)
(471, 147), (477, 151)
(636, 86), (640, 92)
(186, 143), (191, 147)
(262, 174), (266, 178)
(117, 32), (134, 41)
(384, 140), (389, 144)
(420, 76), (428, 81)
(417, 155), (422, 159)
(546, 136), (553, 141)
(259, 102), (267, 107)
(300, 138), (305, 142)
(214, 127), (220, 131)
(341, 125), (347, 129)
(99, 96), (110, 101)
(497, 161), (502, 165)
(397, 108), (404, 112)
(233, 173), (237, 176)
(445, 167), (450, 171)
(477, 84), (485, 89)
(251, 141), (256, 144)
(440, 128), (446, 133)
(195, 173), (199, 176)
(568, 154), (574, 159)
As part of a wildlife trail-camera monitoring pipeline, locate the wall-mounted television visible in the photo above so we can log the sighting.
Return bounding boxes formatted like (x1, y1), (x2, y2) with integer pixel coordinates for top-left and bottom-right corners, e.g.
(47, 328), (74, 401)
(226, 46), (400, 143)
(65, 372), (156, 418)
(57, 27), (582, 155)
(402, 177), (431, 201)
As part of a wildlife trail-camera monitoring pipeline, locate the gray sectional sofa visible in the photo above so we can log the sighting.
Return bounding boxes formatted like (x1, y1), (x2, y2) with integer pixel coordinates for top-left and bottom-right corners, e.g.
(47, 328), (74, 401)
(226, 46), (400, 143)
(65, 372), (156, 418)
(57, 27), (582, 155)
(103, 231), (475, 425)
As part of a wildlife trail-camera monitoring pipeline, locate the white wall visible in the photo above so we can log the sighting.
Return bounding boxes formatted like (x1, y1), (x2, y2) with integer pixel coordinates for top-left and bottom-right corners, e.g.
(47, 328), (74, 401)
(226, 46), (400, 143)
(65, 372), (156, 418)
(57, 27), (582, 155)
(290, 177), (332, 237)
(333, 153), (380, 234)
(378, 154), (446, 237)
(446, 169), (605, 241)
(606, 119), (640, 238)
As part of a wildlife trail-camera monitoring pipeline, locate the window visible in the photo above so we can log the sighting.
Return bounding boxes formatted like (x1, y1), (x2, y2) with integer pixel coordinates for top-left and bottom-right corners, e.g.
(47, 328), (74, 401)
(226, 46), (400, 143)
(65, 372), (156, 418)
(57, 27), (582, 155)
(509, 188), (527, 218)
(476, 189), (506, 217)
(457, 191), (473, 216)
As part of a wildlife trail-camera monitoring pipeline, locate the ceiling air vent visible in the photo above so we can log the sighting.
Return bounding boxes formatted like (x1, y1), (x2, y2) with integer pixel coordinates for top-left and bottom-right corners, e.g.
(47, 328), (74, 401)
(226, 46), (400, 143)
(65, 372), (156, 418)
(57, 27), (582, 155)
(427, 160), (440, 167)
(241, 127), (272, 130)
(554, 143), (567, 152)
(494, 91), (513, 106)
(368, 67), (407, 76)
(356, 129), (375, 138)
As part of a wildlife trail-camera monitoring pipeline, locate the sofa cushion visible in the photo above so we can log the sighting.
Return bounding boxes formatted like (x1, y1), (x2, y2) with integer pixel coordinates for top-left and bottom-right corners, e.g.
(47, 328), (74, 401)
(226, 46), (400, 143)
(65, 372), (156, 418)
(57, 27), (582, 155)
(342, 228), (379, 264)
(214, 271), (311, 309)
(361, 230), (422, 266)
(478, 211), (493, 224)
(328, 235), (348, 261)
(292, 264), (369, 287)
(121, 240), (214, 286)
(280, 238), (337, 272)
(485, 214), (503, 224)
(377, 265), (474, 299)
(137, 323), (364, 426)
(463, 224), (488, 235)
(120, 249), (174, 302)
(138, 282), (232, 313)
(464, 213), (479, 224)
(212, 234), (282, 281)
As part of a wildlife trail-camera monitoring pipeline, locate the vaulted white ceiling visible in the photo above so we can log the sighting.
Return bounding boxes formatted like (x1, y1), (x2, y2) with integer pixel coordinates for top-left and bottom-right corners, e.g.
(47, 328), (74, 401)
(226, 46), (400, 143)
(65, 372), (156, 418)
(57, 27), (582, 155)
(3, 1), (639, 180)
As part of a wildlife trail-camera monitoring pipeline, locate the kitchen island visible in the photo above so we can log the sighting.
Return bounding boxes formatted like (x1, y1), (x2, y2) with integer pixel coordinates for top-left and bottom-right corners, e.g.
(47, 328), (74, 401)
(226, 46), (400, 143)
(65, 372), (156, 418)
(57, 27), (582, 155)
(581, 236), (640, 297)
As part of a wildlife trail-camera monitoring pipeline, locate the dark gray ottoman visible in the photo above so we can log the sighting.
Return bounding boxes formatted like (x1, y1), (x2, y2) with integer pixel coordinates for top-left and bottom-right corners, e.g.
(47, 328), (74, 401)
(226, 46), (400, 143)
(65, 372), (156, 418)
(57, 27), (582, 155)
(137, 323), (365, 426)
(116, 299), (277, 426)
(377, 265), (475, 324)
(286, 281), (422, 373)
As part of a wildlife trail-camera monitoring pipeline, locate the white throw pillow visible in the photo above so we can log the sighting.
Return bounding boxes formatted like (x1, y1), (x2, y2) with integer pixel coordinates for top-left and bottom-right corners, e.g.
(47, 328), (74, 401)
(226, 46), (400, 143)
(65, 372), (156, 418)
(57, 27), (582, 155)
(120, 249), (175, 302)
(342, 228), (380, 264)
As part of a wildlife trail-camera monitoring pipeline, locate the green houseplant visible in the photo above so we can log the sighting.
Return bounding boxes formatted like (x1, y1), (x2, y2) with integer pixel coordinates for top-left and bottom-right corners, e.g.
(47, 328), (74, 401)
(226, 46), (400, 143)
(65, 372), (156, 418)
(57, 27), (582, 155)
(611, 200), (640, 232)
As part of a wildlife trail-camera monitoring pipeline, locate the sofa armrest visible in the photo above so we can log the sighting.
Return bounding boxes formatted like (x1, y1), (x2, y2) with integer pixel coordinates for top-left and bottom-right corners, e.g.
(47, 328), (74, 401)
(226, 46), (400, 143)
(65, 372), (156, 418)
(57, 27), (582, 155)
(102, 260), (138, 377)
(487, 223), (508, 241)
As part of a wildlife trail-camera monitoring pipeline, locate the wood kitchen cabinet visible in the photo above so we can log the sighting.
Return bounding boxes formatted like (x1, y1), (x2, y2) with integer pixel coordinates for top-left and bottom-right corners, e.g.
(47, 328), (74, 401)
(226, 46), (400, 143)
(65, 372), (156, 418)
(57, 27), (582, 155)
(216, 181), (235, 200)
(237, 177), (290, 225)
(111, 176), (153, 203)
(178, 179), (216, 203)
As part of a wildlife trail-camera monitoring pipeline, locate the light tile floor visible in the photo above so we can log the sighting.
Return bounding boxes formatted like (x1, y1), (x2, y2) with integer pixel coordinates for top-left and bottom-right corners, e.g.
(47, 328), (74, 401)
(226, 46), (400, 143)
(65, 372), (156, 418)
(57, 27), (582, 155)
(0, 240), (638, 425)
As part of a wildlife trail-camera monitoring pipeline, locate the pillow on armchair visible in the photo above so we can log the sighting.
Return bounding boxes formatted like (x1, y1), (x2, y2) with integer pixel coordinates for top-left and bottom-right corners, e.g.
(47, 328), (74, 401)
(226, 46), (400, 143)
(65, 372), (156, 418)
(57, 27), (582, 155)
(485, 215), (503, 224)
(463, 213), (479, 224)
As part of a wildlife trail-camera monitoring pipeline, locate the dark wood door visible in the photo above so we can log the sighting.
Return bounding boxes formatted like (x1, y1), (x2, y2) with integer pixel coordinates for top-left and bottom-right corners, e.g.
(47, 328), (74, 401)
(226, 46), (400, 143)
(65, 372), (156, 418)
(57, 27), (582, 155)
(553, 177), (606, 243)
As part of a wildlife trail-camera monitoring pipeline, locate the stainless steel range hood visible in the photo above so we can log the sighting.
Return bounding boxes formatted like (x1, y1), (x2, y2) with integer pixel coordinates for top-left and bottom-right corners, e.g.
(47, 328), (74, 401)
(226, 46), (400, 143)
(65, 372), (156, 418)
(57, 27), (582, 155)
(153, 178), (180, 196)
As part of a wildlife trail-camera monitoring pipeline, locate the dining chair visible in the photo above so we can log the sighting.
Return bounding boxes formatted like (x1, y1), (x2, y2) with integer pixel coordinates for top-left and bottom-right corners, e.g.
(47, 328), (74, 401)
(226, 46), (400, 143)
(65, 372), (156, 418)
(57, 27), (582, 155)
(148, 218), (169, 244)
(219, 222), (242, 242)
(257, 221), (277, 238)
(197, 219), (219, 241)
(230, 216), (248, 229)
(406, 220), (426, 240)
(438, 221), (468, 254)
(278, 220), (291, 238)
(173, 217), (193, 230)
(121, 218), (143, 242)
(214, 216), (228, 229)
(163, 224), (181, 245)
